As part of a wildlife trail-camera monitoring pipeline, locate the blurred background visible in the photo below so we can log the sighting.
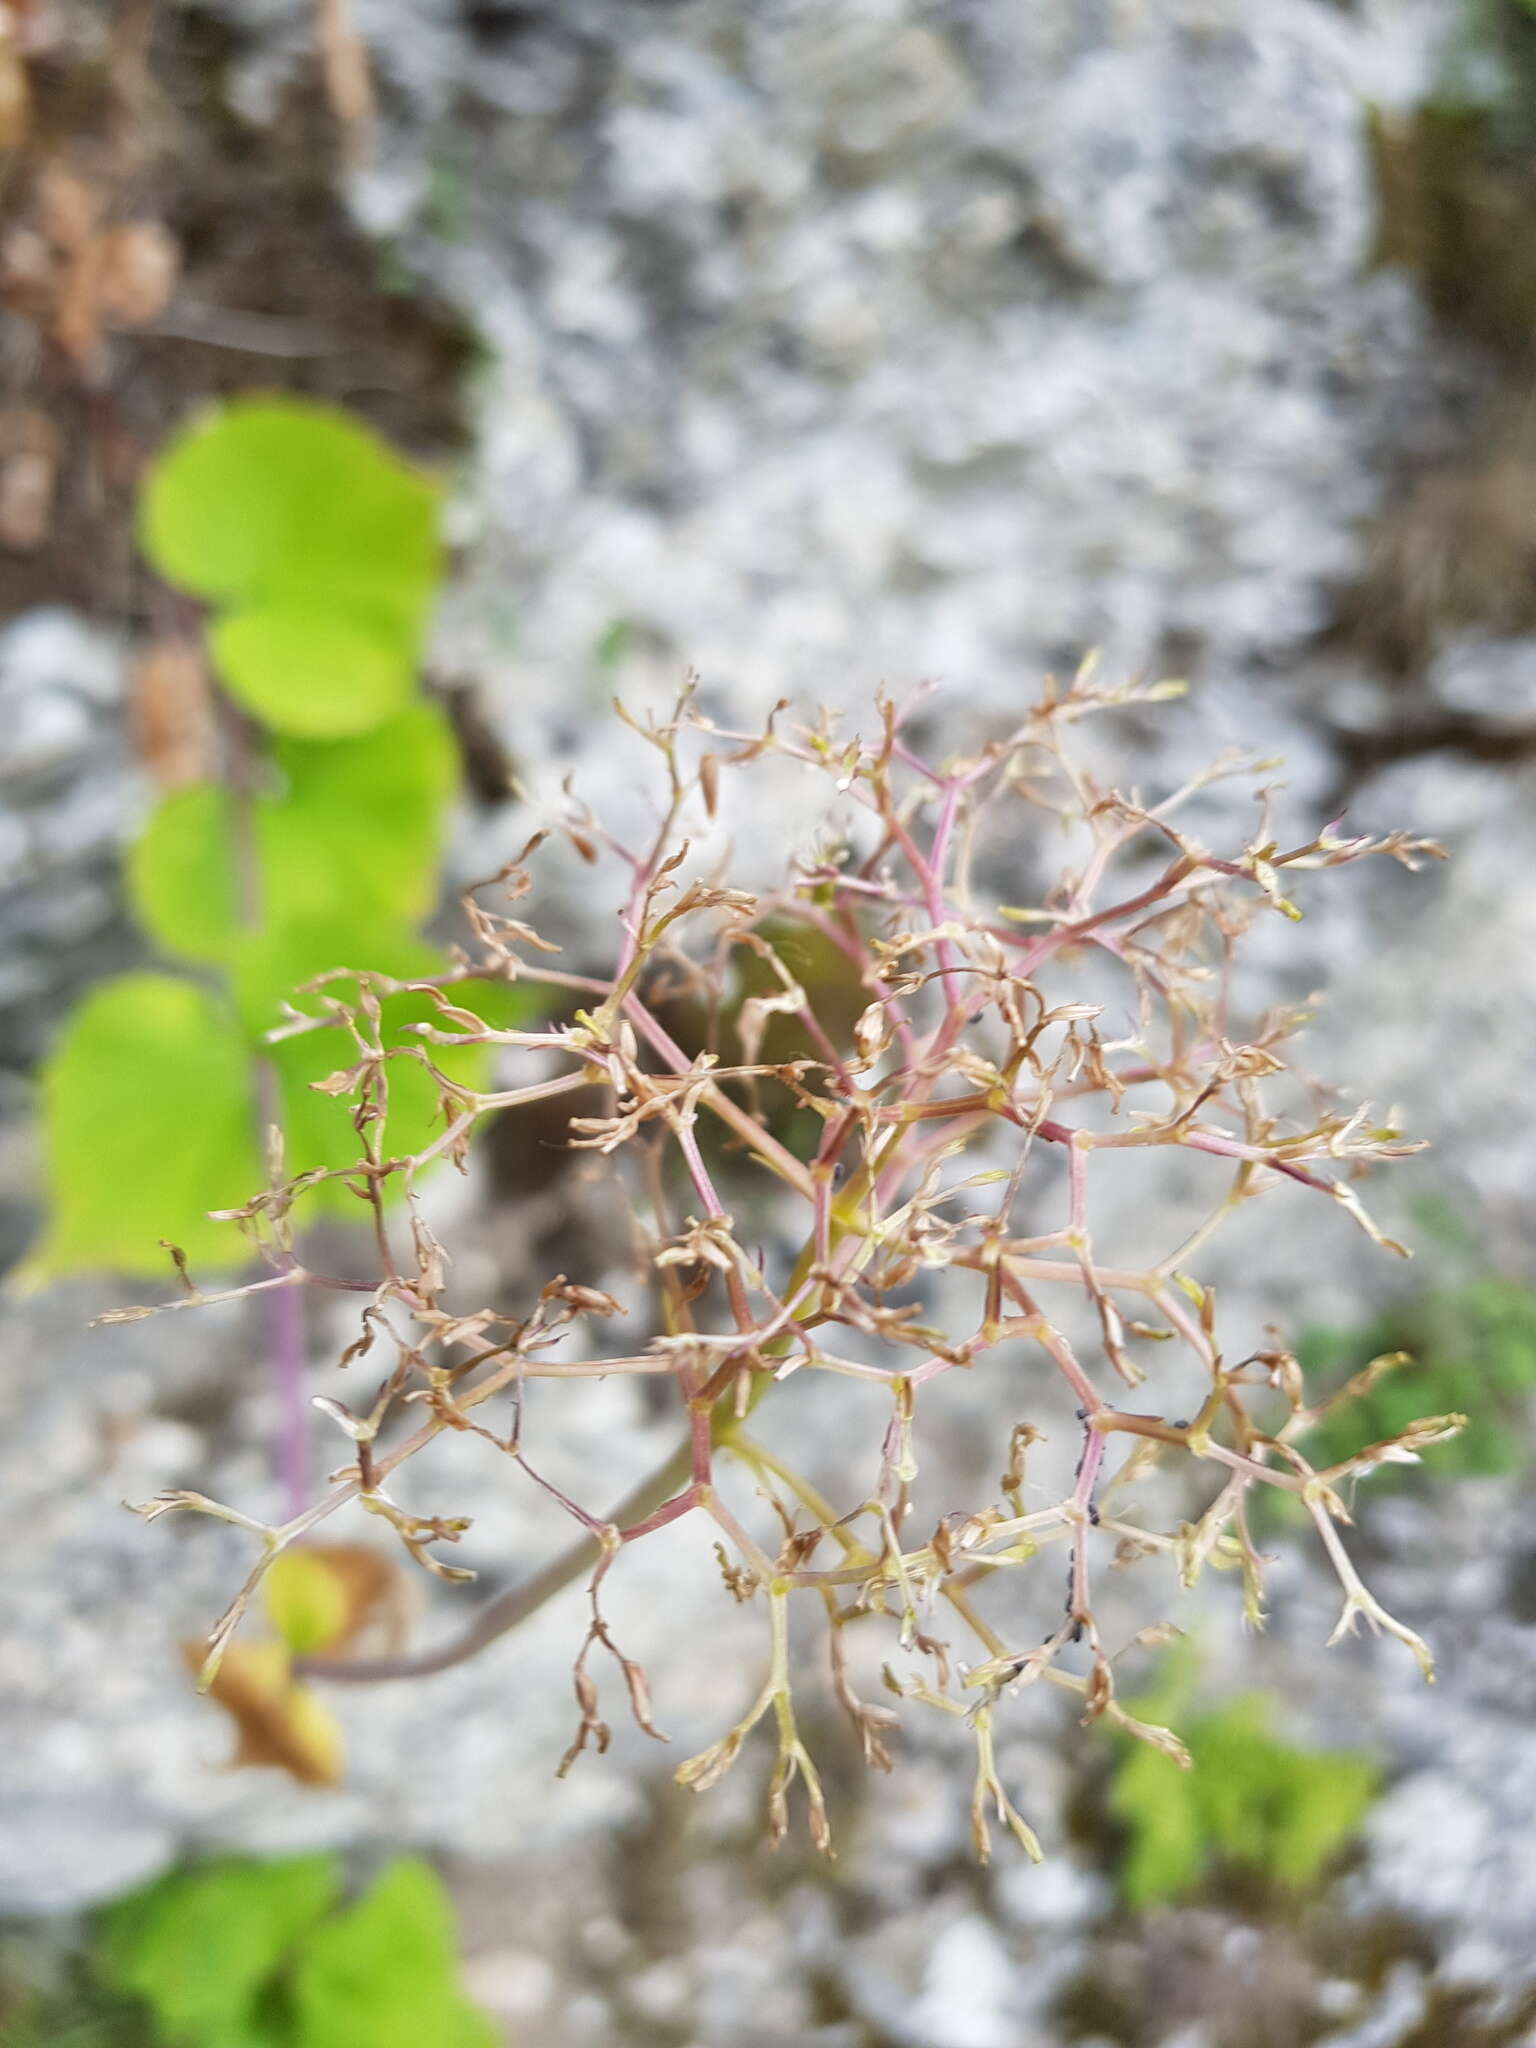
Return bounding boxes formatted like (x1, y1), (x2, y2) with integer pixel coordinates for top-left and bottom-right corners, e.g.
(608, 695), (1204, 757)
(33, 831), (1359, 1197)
(3, 1), (1536, 2043)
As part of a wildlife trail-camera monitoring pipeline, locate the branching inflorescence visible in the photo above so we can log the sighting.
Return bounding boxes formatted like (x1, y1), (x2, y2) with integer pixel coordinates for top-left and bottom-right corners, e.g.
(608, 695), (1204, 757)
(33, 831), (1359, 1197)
(122, 670), (1457, 1860)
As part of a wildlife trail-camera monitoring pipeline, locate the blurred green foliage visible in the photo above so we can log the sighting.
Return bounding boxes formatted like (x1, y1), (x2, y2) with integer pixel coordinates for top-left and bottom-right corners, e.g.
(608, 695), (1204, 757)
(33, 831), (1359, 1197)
(261, 1550), (355, 1660)
(1110, 1244), (1534, 1907)
(1298, 1276), (1536, 1483)
(140, 401), (441, 739)
(1109, 1660), (1379, 1910)
(283, 1860), (494, 2048)
(1368, 1), (1536, 363)
(4, 1855), (494, 2048)
(99, 1855), (342, 2047)
(35, 976), (262, 1274)
(29, 400), (527, 1280)
(591, 618), (633, 672)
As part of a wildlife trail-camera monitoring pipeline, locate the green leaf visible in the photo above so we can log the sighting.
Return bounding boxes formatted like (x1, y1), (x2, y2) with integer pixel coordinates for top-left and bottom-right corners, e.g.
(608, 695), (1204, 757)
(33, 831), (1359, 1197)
(1296, 1277), (1536, 1486)
(1192, 1697), (1301, 1875)
(139, 399), (440, 740)
(1109, 1683), (1378, 1908)
(140, 399), (438, 608)
(1109, 1741), (1209, 1908)
(273, 702), (458, 923)
(210, 604), (416, 739)
(230, 914), (454, 1045)
(1192, 1696), (1378, 1893)
(29, 974), (259, 1279)
(127, 784), (245, 964)
(290, 1859), (496, 2048)
(231, 918), (488, 1211)
(97, 1855), (339, 2048)
(263, 1550), (353, 1657)
(128, 707), (458, 965)
(1266, 1747), (1379, 1892)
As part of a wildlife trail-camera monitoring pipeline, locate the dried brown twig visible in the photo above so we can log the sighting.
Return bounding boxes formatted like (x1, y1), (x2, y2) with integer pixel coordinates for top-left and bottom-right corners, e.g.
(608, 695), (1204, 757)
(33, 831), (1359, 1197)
(123, 670), (1455, 1856)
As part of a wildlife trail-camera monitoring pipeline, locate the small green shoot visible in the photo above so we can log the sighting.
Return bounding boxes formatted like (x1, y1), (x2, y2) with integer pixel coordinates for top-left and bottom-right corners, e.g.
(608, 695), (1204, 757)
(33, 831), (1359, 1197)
(1299, 1277), (1536, 1484)
(1109, 1655), (1379, 1909)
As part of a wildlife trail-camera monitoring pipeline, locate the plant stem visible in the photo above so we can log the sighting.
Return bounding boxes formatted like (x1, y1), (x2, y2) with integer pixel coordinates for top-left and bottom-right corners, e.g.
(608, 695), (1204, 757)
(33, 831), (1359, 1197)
(296, 1440), (694, 1682)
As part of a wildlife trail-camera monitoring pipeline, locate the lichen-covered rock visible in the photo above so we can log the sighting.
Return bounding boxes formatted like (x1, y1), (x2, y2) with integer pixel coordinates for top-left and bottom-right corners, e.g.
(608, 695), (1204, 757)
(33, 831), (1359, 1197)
(9, 5), (1536, 2044)
(0, 611), (137, 1073)
(329, 0), (1464, 805)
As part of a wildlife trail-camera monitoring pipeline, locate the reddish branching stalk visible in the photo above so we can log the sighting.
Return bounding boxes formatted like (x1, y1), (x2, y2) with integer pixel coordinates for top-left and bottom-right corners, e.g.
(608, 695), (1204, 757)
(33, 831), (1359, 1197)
(120, 670), (1458, 1859)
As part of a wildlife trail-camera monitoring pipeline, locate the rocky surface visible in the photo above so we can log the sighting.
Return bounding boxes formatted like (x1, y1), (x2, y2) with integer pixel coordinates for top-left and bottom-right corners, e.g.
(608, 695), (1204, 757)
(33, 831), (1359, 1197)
(0, 610), (138, 1078)
(373, 0), (1468, 792)
(6, 0), (1536, 2043)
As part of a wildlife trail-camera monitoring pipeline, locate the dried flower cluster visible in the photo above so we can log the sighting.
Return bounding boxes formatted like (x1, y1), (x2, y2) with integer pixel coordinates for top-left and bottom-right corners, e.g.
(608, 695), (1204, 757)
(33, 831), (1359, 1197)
(125, 672), (1456, 1858)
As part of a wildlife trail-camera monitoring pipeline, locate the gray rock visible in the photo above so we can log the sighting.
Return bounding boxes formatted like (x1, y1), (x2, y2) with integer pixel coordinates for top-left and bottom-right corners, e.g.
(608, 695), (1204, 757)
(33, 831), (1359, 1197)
(10, 11), (1536, 2048)
(1315, 1965), (1429, 2048)
(0, 611), (139, 1070)
(1430, 636), (1536, 723)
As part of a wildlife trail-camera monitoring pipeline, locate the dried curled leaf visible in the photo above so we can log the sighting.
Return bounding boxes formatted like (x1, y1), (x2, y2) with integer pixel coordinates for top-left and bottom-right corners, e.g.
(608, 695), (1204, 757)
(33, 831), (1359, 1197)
(184, 1641), (344, 1788)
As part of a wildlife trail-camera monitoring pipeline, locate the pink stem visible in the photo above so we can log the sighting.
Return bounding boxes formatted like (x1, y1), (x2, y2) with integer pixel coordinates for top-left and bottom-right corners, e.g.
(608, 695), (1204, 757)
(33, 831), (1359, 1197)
(1070, 1424), (1105, 1625)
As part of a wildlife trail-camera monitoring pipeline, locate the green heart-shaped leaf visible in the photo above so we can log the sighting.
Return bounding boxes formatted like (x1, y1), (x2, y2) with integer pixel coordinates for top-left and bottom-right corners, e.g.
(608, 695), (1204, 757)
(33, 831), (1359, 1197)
(28, 974), (260, 1279)
(140, 399), (440, 740)
(128, 705), (459, 964)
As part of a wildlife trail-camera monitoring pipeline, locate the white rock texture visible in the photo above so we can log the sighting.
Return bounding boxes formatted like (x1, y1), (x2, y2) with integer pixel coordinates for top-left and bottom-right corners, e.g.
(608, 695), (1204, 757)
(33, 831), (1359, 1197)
(6, 1), (1536, 2042)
